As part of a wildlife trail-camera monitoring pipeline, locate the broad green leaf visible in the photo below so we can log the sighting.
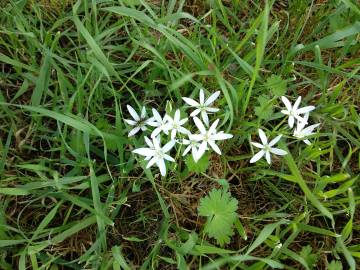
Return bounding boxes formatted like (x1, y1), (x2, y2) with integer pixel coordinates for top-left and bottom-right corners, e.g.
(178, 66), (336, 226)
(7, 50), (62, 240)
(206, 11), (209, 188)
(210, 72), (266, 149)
(198, 188), (238, 246)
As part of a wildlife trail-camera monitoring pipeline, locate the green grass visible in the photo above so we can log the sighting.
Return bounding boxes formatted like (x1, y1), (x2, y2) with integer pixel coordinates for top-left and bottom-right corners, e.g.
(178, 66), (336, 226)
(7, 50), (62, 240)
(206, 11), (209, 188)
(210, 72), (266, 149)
(0, 0), (360, 269)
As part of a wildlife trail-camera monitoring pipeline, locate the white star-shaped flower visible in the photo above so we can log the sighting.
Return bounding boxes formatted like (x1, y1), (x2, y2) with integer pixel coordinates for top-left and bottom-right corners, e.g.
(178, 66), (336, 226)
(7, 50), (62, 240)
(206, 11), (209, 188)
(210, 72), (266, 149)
(250, 129), (287, 164)
(167, 109), (190, 139)
(281, 96), (315, 128)
(293, 113), (320, 145)
(124, 105), (154, 137)
(182, 89), (220, 126)
(132, 136), (175, 176)
(148, 109), (171, 138)
(190, 117), (233, 162)
(182, 137), (203, 161)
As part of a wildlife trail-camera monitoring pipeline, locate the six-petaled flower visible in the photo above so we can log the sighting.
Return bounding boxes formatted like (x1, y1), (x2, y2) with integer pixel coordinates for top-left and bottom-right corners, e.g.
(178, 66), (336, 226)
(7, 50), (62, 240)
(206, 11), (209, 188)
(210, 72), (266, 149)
(167, 109), (190, 139)
(148, 108), (171, 138)
(250, 129), (287, 164)
(281, 96), (315, 128)
(182, 89), (220, 126)
(293, 113), (320, 145)
(132, 136), (175, 176)
(190, 117), (233, 162)
(125, 105), (154, 137)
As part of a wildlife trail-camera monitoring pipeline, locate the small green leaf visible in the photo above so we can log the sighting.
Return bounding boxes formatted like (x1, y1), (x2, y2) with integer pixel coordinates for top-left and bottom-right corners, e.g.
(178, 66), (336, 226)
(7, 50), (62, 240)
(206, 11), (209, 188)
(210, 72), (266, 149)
(198, 188), (238, 246)
(266, 75), (287, 97)
(328, 260), (343, 270)
(185, 154), (209, 174)
(254, 95), (273, 120)
(300, 245), (318, 269)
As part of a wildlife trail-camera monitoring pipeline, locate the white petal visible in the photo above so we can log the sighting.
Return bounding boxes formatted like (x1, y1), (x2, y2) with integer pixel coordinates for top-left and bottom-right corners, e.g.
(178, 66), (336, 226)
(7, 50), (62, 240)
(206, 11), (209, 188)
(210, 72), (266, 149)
(302, 123), (320, 135)
(146, 157), (157, 168)
(206, 107), (220, 113)
(152, 137), (161, 150)
(127, 105), (140, 121)
(147, 120), (159, 127)
(144, 136), (153, 148)
(141, 106), (147, 118)
(128, 127), (141, 137)
(154, 136), (161, 145)
(182, 97), (199, 107)
(209, 119), (220, 134)
(289, 116), (295, 128)
(303, 139), (311, 145)
(178, 127), (190, 135)
(162, 122), (172, 132)
(161, 126), (170, 135)
(297, 106), (315, 114)
(183, 145), (191, 156)
(258, 129), (268, 145)
(250, 150), (264, 163)
(157, 158), (166, 176)
(204, 91), (220, 106)
(302, 112), (310, 124)
(152, 108), (162, 122)
(251, 142), (264, 149)
(270, 148), (287, 156)
(164, 154), (175, 162)
(151, 127), (161, 138)
(190, 108), (201, 117)
(133, 148), (155, 157)
(182, 139), (190, 145)
(212, 132), (233, 140)
(163, 114), (172, 124)
(293, 96), (302, 111)
(145, 116), (155, 123)
(296, 119), (307, 131)
(281, 110), (290, 115)
(199, 89), (205, 104)
(124, 119), (137, 126)
(190, 134), (203, 141)
(195, 141), (207, 162)
(281, 96), (292, 111)
(208, 140), (221, 155)
(162, 140), (176, 153)
(265, 151), (271, 164)
(269, 135), (282, 147)
(193, 117), (207, 134)
(171, 129), (176, 139)
(174, 109), (181, 122)
(191, 147), (198, 161)
(141, 126), (147, 131)
(179, 118), (188, 126)
(293, 114), (305, 123)
(201, 111), (209, 126)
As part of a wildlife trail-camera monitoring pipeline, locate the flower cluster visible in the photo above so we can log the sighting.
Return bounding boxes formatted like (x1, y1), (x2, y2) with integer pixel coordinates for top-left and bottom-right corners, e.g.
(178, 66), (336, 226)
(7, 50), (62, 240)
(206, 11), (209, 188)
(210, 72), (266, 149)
(281, 96), (319, 145)
(125, 89), (233, 176)
(250, 96), (320, 164)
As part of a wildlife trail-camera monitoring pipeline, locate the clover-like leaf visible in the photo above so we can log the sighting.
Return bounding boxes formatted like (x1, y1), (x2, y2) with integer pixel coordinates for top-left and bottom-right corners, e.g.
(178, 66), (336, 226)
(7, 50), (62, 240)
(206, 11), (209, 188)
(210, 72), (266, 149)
(198, 188), (238, 246)
(254, 95), (274, 121)
(328, 260), (343, 270)
(185, 153), (209, 174)
(266, 74), (287, 97)
(300, 245), (318, 269)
